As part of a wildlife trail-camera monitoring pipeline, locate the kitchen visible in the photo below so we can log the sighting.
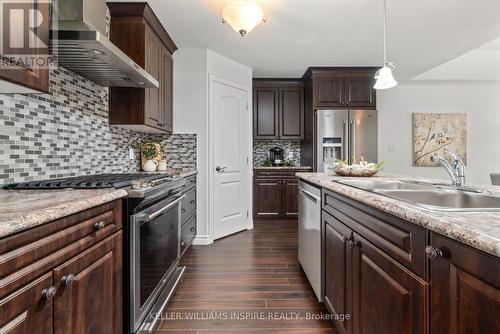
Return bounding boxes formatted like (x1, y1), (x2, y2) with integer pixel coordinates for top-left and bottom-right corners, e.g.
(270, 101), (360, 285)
(0, 0), (499, 333)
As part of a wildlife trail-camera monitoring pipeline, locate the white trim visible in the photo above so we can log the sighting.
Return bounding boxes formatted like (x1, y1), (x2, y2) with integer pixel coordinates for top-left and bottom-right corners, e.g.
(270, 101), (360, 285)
(192, 235), (212, 246)
(208, 73), (253, 243)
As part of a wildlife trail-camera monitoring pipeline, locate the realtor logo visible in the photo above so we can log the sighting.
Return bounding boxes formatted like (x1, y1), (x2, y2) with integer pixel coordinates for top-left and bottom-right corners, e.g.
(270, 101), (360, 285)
(1, 0), (50, 68)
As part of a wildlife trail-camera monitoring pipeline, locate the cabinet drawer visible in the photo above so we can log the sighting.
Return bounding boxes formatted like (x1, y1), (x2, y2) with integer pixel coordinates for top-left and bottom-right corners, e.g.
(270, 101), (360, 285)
(322, 190), (426, 278)
(0, 200), (122, 298)
(181, 188), (196, 225)
(254, 169), (309, 179)
(180, 175), (196, 193)
(180, 215), (196, 257)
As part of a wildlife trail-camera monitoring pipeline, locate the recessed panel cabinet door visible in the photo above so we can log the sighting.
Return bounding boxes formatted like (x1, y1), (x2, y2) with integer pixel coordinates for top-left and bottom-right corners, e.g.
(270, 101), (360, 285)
(323, 211), (353, 334)
(429, 233), (500, 334)
(253, 179), (281, 217)
(144, 25), (162, 128)
(0, 273), (53, 334)
(253, 87), (279, 139)
(281, 179), (299, 216)
(161, 47), (174, 132)
(279, 87), (304, 139)
(352, 233), (427, 334)
(345, 77), (376, 107)
(53, 233), (122, 334)
(314, 76), (344, 107)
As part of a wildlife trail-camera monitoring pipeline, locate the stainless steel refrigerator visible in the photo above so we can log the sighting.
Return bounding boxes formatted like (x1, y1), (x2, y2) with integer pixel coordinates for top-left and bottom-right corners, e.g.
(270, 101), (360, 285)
(316, 110), (378, 172)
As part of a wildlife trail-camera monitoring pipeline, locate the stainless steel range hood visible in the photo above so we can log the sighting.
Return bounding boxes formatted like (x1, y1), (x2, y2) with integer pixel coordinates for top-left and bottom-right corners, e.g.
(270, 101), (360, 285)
(50, 0), (158, 88)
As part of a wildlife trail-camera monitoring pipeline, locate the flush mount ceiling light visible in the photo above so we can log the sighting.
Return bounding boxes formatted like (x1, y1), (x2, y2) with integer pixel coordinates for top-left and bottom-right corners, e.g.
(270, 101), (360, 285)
(222, 0), (266, 37)
(374, 0), (398, 90)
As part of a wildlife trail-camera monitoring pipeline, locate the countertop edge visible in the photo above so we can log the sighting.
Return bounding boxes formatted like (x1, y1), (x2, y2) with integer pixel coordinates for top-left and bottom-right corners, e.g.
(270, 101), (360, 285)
(0, 189), (128, 239)
(296, 172), (500, 258)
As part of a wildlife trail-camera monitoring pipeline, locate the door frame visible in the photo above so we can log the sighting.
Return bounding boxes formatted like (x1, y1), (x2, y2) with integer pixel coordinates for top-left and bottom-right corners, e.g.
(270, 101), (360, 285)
(208, 73), (253, 243)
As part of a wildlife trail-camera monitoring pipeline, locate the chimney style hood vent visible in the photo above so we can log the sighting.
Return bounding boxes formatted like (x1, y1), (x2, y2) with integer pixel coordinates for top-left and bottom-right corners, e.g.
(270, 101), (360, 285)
(50, 0), (159, 88)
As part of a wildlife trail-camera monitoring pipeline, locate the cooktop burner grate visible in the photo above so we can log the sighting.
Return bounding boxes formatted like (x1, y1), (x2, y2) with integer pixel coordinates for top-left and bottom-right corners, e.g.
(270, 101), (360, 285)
(3, 173), (171, 190)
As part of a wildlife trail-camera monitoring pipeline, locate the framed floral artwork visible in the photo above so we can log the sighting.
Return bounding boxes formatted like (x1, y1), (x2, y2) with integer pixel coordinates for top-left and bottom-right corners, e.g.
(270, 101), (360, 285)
(412, 113), (467, 167)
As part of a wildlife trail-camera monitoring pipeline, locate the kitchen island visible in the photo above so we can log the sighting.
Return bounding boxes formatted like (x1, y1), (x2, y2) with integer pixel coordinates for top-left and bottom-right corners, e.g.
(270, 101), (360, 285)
(296, 172), (500, 334)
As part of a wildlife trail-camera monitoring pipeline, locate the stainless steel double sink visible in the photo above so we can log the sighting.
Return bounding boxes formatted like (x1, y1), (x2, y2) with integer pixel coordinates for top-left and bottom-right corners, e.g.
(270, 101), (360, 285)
(334, 179), (500, 212)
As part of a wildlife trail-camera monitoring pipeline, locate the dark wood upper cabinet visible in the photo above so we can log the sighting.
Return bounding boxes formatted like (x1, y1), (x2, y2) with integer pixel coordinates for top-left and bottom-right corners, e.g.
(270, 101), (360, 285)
(346, 76), (376, 107)
(314, 75), (344, 107)
(253, 80), (304, 140)
(253, 86), (279, 139)
(429, 233), (500, 334)
(108, 2), (177, 133)
(279, 86), (304, 139)
(0, 0), (49, 93)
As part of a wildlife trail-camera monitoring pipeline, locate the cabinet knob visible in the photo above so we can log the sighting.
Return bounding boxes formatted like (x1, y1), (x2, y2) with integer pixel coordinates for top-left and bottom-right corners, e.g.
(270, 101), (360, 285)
(181, 208), (186, 214)
(41, 286), (57, 300)
(425, 246), (443, 260)
(191, 227), (195, 233)
(61, 274), (75, 286)
(348, 239), (361, 249)
(181, 241), (185, 247)
(94, 221), (105, 231)
(190, 200), (196, 205)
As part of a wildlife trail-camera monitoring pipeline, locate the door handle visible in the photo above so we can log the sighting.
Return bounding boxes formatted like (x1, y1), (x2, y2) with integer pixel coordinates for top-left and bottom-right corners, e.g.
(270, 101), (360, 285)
(216, 166), (227, 173)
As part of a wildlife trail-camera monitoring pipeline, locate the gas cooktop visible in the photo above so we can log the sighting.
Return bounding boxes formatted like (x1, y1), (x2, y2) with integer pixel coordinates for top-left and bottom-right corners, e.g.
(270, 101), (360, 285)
(3, 173), (176, 190)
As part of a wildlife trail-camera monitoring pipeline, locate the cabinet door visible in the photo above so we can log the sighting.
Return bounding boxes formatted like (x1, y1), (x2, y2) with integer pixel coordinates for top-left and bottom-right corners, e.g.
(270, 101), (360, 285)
(279, 87), (304, 139)
(144, 25), (162, 128)
(281, 178), (299, 216)
(0, 0), (49, 92)
(429, 233), (500, 334)
(323, 211), (353, 334)
(253, 179), (281, 217)
(346, 77), (376, 107)
(0, 273), (53, 334)
(253, 87), (279, 139)
(352, 233), (427, 334)
(53, 232), (122, 334)
(314, 76), (345, 107)
(160, 46), (173, 132)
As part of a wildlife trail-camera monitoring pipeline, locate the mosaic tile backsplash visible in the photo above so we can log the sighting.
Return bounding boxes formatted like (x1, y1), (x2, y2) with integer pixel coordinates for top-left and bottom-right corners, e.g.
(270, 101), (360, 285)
(253, 140), (301, 166)
(0, 65), (196, 185)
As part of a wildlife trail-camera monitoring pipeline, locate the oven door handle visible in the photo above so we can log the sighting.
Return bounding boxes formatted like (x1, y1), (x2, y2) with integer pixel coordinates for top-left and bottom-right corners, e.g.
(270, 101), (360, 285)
(141, 194), (185, 223)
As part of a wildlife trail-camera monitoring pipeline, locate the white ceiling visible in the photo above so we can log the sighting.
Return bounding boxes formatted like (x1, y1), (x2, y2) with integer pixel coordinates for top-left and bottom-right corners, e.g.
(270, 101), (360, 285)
(112, 0), (500, 81)
(414, 37), (500, 81)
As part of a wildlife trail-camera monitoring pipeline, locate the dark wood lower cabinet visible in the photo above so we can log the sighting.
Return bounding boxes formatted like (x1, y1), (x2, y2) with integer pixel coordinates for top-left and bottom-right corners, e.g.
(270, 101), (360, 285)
(281, 179), (299, 216)
(53, 233), (122, 334)
(253, 178), (282, 217)
(429, 233), (500, 334)
(0, 273), (53, 334)
(323, 212), (352, 334)
(352, 233), (427, 334)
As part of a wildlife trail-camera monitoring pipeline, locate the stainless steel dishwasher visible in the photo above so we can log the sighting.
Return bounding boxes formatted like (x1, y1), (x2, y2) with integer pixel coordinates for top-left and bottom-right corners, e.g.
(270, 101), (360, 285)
(298, 180), (322, 301)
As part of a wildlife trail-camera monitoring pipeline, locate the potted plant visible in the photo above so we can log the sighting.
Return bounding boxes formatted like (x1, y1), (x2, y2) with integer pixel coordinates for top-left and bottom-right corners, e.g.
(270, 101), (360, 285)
(141, 141), (160, 172)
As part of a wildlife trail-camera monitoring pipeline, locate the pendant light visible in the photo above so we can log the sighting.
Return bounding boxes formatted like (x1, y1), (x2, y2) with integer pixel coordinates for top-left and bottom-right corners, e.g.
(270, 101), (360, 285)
(222, 1), (266, 37)
(374, 0), (398, 90)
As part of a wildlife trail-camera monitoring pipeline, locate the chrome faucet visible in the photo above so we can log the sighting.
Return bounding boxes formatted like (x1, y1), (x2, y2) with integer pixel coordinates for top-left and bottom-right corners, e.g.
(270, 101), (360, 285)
(431, 148), (466, 187)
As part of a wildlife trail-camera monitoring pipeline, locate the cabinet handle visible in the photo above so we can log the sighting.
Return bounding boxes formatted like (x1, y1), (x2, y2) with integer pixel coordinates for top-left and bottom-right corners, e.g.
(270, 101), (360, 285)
(94, 221), (105, 231)
(190, 227), (195, 233)
(61, 274), (75, 286)
(425, 246), (443, 260)
(181, 208), (186, 213)
(41, 286), (57, 300)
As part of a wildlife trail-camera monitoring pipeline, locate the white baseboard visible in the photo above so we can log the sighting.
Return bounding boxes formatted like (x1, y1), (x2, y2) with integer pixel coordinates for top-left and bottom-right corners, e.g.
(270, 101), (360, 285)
(192, 234), (212, 245)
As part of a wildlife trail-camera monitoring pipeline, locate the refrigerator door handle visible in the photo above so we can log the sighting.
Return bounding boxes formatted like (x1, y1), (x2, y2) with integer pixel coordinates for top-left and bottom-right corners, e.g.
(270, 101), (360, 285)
(343, 120), (349, 161)
(350, 120), (356, 163)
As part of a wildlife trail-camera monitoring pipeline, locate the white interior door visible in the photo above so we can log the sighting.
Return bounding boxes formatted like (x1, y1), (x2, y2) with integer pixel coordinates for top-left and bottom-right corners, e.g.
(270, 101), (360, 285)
(212, 79), (250, 240)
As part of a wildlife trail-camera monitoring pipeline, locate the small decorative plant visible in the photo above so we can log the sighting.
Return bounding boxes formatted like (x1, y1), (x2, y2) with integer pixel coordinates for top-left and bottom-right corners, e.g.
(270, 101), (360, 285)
(262, 158), (273, 167)
(141, 141), (159, 160)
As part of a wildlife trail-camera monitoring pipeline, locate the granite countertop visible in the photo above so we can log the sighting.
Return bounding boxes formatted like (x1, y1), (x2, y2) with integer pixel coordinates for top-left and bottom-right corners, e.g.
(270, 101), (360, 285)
(0, 188), (128, 239)
(0, 169), (198, 239)
(296, 172), (500, 258)
(253, 166), (312, 170)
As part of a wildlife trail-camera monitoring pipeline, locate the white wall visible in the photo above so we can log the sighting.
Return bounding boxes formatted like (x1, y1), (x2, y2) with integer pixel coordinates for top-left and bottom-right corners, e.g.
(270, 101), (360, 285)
(173, 49), (252, 245)
(378, 84), (500, 185)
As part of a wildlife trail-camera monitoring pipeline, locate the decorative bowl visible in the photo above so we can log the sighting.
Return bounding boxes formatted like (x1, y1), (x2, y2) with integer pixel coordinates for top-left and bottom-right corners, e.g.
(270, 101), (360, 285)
(331, 167), (380, 177)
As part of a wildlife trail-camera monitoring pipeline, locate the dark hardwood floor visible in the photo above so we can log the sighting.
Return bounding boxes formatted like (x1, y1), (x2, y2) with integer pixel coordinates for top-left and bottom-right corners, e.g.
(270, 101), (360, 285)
(156, 219), (336, 333)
